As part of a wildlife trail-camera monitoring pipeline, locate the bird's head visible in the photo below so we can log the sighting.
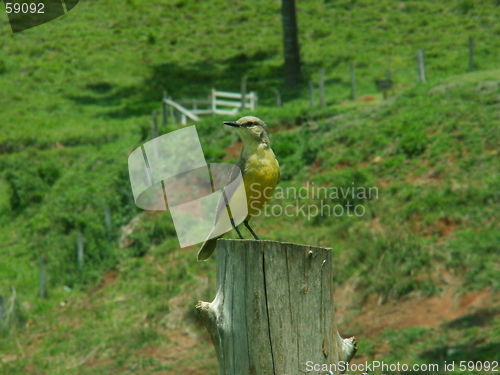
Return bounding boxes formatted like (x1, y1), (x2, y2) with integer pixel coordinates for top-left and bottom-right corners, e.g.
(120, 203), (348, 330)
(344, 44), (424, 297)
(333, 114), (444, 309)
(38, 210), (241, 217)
(224, 116), (269, 145)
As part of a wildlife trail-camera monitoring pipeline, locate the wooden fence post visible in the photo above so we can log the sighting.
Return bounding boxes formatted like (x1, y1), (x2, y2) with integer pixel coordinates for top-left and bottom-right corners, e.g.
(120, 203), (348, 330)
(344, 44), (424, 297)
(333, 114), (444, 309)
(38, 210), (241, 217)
(253, 92), (258, 110)
(162, 90), (168, 126)
(416, 49), (427, 83)
(168, 95), (174, 123)
(350, 61), (356, 100)
(416, 50), (421, 82)
(319, 69), (326, 108)
(309, 80), (315, 108)
(39, 256), (47, 299)
(211, 88), (216, 114)
(104, 206), (112, 241)
(274, 89), (282, 108)
(386, 55), (392, 80)
(0, 294), (5, 328)
(468, 36), (474, 72)
(415, 50), (422, 83)
(196, 240), (357, 375)
(77, 233), (84, 270)
(240, 77), (247, 112)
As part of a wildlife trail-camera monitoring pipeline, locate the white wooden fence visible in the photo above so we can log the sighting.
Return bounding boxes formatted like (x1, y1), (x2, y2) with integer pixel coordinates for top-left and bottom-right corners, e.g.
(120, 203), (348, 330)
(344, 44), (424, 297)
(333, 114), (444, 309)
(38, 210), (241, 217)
(162, 88), (258, 125)
(209, 88), (258, 115)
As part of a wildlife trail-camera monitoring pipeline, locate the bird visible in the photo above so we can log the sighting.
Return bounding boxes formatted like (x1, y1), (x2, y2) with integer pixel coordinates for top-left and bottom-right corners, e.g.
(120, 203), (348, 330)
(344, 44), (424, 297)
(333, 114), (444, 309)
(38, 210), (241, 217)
(197, 116), (280, 261)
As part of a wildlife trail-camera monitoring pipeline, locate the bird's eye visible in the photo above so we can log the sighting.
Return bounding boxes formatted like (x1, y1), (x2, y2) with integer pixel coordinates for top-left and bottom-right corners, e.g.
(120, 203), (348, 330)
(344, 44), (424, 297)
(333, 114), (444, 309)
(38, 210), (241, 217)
(246, 122), (255, 127)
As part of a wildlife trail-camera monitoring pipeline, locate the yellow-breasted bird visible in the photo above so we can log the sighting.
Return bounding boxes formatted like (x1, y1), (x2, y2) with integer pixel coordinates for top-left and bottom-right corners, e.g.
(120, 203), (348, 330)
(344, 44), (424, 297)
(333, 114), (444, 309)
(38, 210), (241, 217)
(197, 116), (280, 261)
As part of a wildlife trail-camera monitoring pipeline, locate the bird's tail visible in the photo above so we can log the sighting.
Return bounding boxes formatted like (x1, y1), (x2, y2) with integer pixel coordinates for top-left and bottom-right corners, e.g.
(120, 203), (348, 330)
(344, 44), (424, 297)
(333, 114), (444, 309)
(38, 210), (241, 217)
(197, 234), (223, 261)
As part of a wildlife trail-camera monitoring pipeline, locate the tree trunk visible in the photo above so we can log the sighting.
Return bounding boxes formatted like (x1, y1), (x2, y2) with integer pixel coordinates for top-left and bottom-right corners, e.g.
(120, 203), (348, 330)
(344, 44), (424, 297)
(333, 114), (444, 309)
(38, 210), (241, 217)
(196, 239), (357, 375)
(281, 0), (302, 88)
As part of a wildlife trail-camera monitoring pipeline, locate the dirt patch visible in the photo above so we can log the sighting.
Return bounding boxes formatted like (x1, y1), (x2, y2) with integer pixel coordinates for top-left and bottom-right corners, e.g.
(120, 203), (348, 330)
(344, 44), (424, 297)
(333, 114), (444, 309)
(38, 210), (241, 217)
(435, 217), (461, 239)
(338, 288), (496, 351)
(407, 170), (443, 186)
(377, 179), (392, 187)
(89, 269), (119, 293)
(408, 214), (461, 240)
(309, 158), (323, 175)
(368, 217), (385, 235)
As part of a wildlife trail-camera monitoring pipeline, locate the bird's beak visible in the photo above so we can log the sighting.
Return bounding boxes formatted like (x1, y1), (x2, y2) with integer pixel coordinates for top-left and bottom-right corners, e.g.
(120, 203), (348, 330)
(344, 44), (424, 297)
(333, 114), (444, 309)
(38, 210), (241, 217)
(224, 121), (239, 127)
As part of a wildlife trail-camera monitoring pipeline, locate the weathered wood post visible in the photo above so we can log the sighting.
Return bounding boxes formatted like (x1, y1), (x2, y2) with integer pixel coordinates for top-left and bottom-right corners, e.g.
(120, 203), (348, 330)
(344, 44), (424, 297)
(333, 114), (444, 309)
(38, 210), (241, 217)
(77, 233), (84, 269)
(240, 77), (247, 112)
(0, 294), (5, 329)
(168, 95), (174, 122)
(416, 50), (421, 83)
(416, 49), (426, 83)
(104, 206), (113, 241)
(174, 108), (181, 124)
(196, 240), (357, 375)
(211, 88), (216, 114)
(274, 89), (282, 108)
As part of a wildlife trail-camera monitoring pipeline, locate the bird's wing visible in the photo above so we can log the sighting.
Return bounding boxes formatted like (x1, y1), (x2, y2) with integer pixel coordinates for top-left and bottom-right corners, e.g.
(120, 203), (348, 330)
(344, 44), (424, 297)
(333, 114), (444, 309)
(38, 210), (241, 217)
(213, 155), (246, 224)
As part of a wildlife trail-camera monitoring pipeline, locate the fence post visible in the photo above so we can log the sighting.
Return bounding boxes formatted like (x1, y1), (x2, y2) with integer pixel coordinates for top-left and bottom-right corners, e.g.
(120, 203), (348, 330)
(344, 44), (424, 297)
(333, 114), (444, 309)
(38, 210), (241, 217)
(308, 80), (315, 108)
(416, 49), (426, 83)
(77, 233), (84, 270)
(350, 61), (356, 100)
(319, 69), (325, 108)
(211, 88), (216, 114)
(168, 95), (174, 123)
(162, 90), (168, 126)
(240, 77), (247, 112)
(39, 256), (47, 299)
(196, 240), (357, 374)
(416, 50), (420, 82)
(0, 294), (5, 328)
(104, 206), (112, 241)
(468, 36), (474, 72)
(274, 89), (282, 108)
(251, 92), (258, 110)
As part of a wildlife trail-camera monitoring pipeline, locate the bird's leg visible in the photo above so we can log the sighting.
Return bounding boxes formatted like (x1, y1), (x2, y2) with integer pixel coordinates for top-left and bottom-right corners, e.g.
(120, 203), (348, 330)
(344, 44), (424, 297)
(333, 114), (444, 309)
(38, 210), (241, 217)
(230, 218), (244, 239)
(244, 221), (260, 240)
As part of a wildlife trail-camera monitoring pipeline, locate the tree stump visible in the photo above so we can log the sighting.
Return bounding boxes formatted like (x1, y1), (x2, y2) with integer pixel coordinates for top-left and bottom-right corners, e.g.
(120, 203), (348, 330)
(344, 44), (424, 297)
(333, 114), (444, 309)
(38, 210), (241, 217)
(196, 239), (357, 375)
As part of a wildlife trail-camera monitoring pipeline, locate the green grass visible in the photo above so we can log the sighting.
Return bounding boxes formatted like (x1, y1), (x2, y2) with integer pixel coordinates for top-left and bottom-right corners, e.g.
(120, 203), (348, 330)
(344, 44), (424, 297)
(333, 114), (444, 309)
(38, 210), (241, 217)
(0, 0), (499, 373)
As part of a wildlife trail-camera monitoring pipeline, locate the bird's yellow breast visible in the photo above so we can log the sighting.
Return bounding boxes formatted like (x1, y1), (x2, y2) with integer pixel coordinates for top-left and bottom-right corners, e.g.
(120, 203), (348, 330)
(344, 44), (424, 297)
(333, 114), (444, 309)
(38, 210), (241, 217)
(242, 146), (280, 218)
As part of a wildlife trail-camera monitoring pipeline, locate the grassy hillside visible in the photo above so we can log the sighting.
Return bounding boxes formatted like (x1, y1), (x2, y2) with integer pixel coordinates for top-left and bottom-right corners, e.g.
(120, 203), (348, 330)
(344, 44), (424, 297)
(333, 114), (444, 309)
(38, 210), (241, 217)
(0, 0), (499, 374)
